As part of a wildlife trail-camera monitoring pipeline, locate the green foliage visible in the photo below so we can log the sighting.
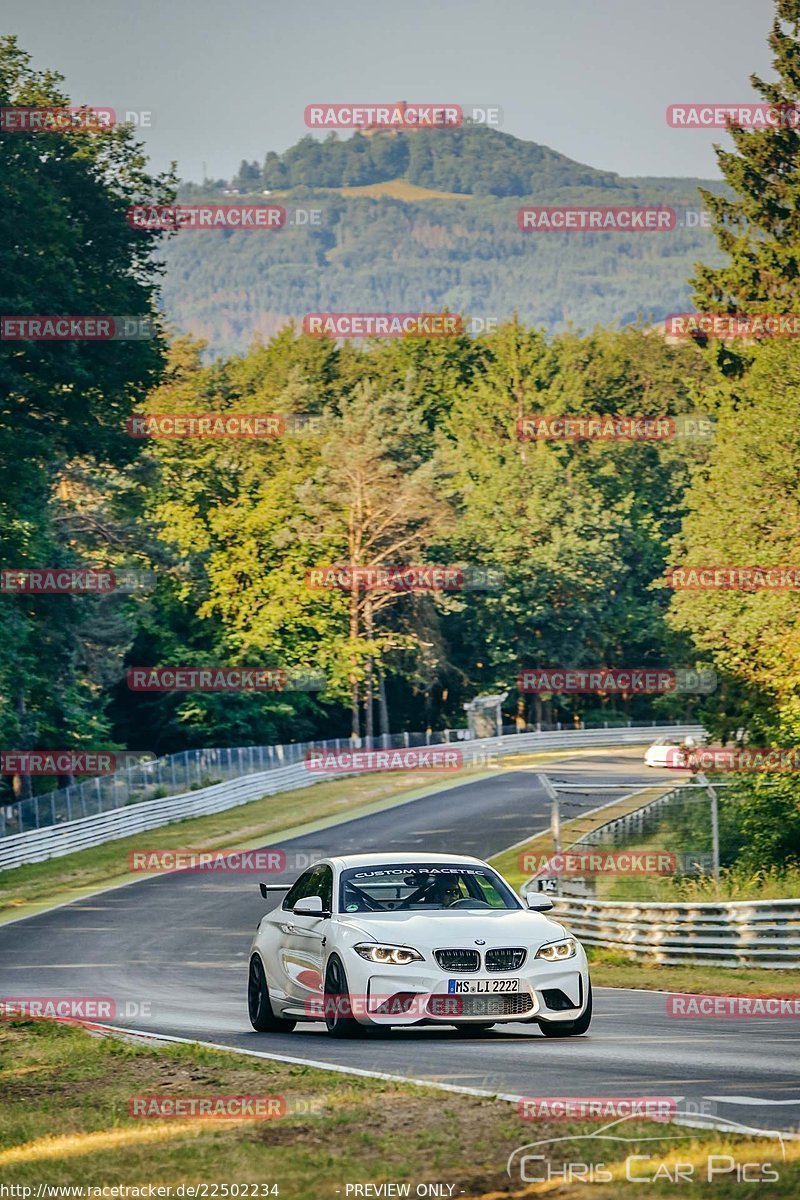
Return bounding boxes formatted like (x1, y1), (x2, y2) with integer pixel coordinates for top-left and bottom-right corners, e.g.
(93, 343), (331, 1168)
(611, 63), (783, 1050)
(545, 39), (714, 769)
(0, 36), (175, 784)
(692, 2), (800, 312)
(262, 126), (620, 196)
(106, 322), (717, 751)
(169, 125), (727, 360)
(668, 340), (800, 717)
(667, 1), (800, 875)
(161, 187), (725, 360)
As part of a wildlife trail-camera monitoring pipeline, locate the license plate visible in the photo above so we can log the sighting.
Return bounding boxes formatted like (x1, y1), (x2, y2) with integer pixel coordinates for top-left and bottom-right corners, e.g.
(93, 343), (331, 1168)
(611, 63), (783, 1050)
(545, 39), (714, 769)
(448, 978), (520, 994)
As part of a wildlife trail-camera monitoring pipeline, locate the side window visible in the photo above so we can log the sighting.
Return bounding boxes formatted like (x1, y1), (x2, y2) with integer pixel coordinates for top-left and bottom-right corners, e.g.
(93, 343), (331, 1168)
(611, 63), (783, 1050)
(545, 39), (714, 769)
(282, 869), (315, 911)
(315, 865), (333, 913)
(282, 865), (333, 912)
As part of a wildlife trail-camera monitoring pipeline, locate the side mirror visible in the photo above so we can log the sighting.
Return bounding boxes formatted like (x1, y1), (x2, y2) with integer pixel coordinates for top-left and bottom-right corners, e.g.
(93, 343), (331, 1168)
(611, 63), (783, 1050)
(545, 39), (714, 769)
(525, 894), (554, 912)
(293, 895), (330, 917)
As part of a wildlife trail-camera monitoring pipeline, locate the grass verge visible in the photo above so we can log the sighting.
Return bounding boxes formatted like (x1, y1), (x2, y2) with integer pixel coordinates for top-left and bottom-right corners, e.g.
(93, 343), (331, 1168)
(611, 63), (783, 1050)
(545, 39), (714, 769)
(2, 1019), (797, 1199)
(594, 830), (800, 903)
(585, 948), (800, 995)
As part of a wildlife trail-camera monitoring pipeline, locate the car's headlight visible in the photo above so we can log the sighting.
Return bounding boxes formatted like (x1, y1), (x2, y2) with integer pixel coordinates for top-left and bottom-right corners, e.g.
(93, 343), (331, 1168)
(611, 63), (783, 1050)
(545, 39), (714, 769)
(535, 937), (577, 962)
(354, 943), (424, 965)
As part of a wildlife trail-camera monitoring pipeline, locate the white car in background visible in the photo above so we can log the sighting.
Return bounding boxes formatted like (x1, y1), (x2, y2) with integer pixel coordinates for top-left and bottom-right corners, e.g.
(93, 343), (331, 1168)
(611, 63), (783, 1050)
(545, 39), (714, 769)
(644, 736), (696, 768)
(247, 852), (592, 1038)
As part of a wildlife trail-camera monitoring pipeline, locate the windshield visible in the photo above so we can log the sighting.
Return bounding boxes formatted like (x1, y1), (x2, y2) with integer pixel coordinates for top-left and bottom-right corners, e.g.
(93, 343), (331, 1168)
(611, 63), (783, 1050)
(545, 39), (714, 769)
(339, 863), (521, 913)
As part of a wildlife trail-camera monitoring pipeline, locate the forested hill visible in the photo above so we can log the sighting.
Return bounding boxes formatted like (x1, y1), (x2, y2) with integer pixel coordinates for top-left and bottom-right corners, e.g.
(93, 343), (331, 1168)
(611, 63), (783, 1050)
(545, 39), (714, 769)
(247, 125), (620, 195)
(163, 125), (726, 357)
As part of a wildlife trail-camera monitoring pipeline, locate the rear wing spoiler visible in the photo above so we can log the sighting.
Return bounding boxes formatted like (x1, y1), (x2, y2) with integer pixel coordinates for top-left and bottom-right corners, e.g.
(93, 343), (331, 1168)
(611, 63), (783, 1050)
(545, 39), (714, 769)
(260, 882), (292, 898)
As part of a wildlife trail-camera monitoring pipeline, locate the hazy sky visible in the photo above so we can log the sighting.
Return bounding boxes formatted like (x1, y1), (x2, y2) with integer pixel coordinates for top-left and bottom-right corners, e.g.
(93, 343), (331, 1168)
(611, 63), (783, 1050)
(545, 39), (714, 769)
(6, 0), (777, 182)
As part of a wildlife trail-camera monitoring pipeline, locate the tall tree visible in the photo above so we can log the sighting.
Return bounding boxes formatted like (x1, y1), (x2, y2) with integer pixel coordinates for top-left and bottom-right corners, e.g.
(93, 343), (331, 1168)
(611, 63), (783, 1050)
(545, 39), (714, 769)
(0, 37), (174, 793)
(667, 340), (800, 733)
(298, 381), (452, 739)
(692, 0), (800, 312)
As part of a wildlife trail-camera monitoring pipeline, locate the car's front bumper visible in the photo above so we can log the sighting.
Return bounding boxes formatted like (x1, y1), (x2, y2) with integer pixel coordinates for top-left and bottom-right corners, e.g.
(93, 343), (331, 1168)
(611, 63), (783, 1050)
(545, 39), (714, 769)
(341, 948), (590, 1025)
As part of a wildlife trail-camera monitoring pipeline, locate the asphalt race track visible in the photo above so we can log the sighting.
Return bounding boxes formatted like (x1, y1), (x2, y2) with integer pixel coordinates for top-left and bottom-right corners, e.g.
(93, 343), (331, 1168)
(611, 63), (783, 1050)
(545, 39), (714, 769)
(1, 749), (798, 1138)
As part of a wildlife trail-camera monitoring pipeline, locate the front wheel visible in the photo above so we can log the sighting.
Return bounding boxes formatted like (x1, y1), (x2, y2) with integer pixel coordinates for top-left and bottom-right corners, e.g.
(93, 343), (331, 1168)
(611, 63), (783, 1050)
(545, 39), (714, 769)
(324, 955), (365, 1038)
(538, 982), (592, 1037)
(248, 955), (296, 1033)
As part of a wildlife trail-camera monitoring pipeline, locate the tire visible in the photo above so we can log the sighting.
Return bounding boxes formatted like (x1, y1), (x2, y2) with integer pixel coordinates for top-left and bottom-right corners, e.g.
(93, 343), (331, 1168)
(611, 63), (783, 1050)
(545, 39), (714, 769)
(453, 1023), (494, 1036)
(538, 981), (592, 1038)
(248, 954), (296, 1033)
(323, 955), (365, 1038)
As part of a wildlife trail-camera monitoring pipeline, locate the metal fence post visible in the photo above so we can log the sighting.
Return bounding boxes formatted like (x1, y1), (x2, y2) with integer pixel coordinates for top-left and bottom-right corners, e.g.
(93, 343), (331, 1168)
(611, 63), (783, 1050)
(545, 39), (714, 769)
(537, 773), (560, 854)
(697, 772), (720, 889)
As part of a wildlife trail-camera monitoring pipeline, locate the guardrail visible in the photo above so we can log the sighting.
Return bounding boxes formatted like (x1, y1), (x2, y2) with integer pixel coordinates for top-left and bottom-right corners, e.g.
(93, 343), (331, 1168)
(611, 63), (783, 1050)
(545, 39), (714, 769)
(1, 730), (457, 837)
(513, 747), (800, 967)
(1, 717), (666, 838)
(570, 785), (682, 850)
(0, 723), (701, 872)
(550, 896), (800, 969)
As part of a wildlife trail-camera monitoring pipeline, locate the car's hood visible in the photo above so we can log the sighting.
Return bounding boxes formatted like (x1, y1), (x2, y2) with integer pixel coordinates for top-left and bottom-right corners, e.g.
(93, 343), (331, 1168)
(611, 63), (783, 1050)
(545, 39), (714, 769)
(335, 908), (566, 949)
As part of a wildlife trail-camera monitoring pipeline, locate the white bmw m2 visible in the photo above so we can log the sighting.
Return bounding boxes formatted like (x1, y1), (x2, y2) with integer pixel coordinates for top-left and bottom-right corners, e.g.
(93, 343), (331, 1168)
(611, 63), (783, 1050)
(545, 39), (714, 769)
(247, 852), (592, 1038)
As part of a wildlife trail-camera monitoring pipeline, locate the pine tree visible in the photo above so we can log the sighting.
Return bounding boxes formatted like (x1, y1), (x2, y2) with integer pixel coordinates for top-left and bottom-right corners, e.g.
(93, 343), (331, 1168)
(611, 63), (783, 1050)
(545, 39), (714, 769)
(692, 0), (800, 311)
